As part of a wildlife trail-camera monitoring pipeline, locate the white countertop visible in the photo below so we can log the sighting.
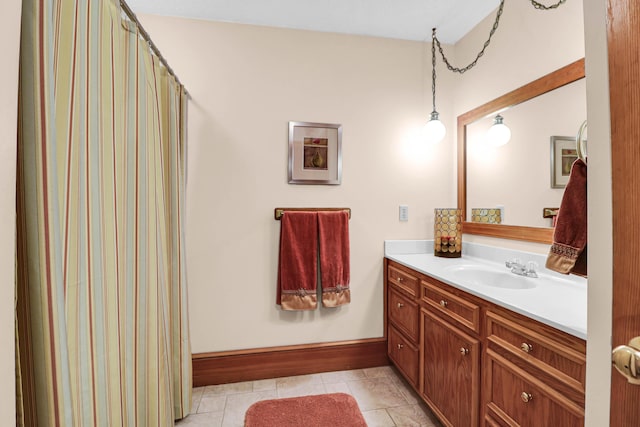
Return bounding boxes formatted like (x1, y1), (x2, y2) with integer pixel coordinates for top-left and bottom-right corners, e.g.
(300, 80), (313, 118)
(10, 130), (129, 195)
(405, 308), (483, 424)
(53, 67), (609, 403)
(385, 240), (587, 340)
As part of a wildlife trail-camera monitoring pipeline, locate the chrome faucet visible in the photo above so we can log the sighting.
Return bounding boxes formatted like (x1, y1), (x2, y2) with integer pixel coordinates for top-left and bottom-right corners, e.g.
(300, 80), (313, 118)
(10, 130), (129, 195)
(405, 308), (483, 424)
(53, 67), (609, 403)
(505, 259), (538, 278)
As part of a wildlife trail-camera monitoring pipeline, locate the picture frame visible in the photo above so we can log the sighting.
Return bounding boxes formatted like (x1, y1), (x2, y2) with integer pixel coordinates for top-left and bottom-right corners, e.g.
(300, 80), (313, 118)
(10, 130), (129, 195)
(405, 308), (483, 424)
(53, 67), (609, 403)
(288, 121), (342, 185)
(550, 135), (578, 188)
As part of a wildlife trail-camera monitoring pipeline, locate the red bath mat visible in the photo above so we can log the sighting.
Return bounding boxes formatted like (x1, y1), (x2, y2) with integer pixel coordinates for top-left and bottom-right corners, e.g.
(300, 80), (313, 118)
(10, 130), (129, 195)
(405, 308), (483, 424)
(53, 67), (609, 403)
(244, 393), (367, 427)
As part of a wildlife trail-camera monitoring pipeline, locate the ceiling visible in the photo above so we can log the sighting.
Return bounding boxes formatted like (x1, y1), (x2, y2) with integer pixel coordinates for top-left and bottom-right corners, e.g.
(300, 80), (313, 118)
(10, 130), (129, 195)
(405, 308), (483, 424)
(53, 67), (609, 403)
(125, 0), (501, 44)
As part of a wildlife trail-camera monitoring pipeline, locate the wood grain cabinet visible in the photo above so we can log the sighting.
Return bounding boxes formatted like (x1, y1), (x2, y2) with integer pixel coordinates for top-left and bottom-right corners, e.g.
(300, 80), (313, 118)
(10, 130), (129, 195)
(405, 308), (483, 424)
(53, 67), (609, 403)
(384, 259), (586, 427)
(422, 307), (480, 427)
(483, 350), (583, 427)
(483, 310), (586, 426)
(420, 275), (482, 427)
(388, 323), (419, 385)
(386, 260), (420, 388)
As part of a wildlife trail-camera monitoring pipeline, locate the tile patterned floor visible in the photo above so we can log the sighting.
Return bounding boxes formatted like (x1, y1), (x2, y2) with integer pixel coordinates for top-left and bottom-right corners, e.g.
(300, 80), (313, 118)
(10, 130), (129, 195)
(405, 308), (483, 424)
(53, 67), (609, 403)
(175, 366), (442, 427)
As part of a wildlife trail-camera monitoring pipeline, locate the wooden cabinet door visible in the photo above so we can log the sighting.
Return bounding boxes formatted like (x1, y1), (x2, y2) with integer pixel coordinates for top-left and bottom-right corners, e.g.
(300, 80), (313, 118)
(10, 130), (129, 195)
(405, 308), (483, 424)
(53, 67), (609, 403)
(422, 308), (481, 427)
(388, 324), (419, 386)
(483, 350), (584, 427)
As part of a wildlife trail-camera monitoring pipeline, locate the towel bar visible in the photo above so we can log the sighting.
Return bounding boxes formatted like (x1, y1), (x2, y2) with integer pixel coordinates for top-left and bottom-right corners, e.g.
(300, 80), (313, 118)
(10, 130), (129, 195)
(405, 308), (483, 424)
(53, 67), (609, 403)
(274, 208), (351, 220)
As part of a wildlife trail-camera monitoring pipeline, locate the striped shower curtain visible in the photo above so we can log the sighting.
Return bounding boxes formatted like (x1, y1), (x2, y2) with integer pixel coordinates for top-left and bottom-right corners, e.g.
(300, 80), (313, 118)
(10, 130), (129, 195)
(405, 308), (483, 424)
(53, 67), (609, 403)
(16, 0), (191, 425)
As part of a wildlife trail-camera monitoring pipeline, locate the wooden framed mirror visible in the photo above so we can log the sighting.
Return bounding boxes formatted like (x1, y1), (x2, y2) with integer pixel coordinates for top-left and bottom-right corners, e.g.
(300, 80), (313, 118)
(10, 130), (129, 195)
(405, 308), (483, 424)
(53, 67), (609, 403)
(457, 58), (585, 244)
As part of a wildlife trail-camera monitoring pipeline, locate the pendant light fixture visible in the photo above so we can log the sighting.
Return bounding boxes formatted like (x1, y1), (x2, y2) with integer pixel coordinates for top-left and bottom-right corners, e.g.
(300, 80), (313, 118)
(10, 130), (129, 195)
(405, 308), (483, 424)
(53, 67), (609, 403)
(425, 0), (566, 146)
(423, 28), (446, 144)
(486, 114), (511, 146)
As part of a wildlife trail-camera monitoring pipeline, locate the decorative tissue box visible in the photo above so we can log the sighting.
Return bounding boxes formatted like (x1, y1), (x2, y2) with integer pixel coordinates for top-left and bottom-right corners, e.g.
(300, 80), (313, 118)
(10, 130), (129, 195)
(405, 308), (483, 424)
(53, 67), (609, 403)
(471, 208), (502, 224)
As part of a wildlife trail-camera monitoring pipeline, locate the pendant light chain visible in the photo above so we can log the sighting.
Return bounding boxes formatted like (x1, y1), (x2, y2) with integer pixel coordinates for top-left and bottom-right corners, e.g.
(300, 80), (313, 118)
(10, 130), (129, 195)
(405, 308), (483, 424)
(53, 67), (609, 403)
(425, 0), (567, 143)
(432, 0), (504, 75)
(431, 29), (438, 113)
(530, 0), (567, 10)
(432, 0), (567, 75)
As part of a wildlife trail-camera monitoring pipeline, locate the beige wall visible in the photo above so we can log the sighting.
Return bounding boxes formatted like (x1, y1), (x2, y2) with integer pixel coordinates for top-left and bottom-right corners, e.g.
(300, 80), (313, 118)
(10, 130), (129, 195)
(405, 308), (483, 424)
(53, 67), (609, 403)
(1, 0), (21, 420)
(2, 1), (614, 423)
(583, 0), (612, 424)
(139, 15), (457, 353)
(139, 8), (614, 425)
(139, 0), (588, 354)
(453, 0), (585, 254)
(454, 0), (585, 115)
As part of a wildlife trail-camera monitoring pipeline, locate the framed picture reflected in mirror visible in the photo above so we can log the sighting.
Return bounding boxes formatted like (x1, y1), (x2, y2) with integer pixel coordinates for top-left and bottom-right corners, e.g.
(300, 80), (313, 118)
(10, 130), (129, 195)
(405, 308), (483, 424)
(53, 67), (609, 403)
(550, 135), (579, 188)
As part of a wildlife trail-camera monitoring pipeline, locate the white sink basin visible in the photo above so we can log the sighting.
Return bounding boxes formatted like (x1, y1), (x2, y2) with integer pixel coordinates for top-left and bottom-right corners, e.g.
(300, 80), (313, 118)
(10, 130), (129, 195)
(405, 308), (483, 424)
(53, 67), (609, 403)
(443, 264), (536, 290)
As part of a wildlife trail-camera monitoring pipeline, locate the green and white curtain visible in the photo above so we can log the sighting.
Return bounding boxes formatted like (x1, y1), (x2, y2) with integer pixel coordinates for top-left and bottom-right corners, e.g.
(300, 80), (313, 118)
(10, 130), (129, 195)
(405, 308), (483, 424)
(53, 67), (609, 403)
(16, 0), (191, 425)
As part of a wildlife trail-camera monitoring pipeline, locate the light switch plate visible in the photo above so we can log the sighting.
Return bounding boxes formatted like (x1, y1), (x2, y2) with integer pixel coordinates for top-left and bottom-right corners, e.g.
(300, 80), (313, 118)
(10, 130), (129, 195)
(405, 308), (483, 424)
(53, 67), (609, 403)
(399, 205), (409, 221)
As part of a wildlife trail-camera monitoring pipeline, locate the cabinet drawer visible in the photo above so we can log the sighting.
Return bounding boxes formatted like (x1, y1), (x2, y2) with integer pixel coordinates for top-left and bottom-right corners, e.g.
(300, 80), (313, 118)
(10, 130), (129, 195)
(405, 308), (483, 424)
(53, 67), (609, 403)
(422, 279), (480, 334)
(389, 287), (419, 341)
(388, 264), (419, 296)
(388, 325), (419, 386)
(484, 350), (583, 427)
(486, 311), (586, 394)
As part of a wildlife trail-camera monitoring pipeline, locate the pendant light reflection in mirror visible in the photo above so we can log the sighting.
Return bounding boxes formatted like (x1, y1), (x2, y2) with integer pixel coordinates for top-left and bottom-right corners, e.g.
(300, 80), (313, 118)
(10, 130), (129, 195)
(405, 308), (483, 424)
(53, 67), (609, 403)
(487, 114), (512, 147)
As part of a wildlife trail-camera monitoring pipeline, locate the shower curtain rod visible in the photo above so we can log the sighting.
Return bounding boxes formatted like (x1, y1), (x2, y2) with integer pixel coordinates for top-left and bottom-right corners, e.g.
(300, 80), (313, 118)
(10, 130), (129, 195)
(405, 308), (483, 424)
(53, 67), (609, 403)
(119, 0), (190, 97)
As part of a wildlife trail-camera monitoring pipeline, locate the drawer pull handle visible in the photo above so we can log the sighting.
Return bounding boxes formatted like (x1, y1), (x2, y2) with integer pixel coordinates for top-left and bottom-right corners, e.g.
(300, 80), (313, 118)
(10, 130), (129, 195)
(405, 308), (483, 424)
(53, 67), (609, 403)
(521, 392), (533, 403)
(397, 277), (403, 282)
(440, 300), (448, 308)
(397, 302), (404, 309)
(397, 343), (404, 350)
(521, 343), (533, 353)
(460, 347), (469, 356)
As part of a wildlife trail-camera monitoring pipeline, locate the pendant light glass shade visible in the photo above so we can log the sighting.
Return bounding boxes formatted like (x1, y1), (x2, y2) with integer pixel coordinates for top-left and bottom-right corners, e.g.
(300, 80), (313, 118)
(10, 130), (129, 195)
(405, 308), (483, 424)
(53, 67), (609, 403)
(423, 111), (446, 144)
(487, 114), (511, 147)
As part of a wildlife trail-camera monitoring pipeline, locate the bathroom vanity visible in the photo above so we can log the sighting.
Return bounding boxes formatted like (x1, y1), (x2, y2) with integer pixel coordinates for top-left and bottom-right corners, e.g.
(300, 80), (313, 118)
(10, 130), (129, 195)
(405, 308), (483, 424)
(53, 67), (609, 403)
(384, 240), (586, 427)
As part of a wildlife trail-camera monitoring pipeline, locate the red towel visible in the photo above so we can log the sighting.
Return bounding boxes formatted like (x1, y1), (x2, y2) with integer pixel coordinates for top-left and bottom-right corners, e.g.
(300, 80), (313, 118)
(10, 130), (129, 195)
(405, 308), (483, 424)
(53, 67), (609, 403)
(318, 211), (351, 307)
(546, 159), (587, 277)
(277, 212), (319, 310)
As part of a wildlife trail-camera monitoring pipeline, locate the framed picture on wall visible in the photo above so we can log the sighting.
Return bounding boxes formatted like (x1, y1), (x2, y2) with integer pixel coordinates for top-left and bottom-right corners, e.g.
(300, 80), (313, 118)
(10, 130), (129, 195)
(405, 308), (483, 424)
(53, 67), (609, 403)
(288, 121), (342, 185)
(550, 135), (578, 188)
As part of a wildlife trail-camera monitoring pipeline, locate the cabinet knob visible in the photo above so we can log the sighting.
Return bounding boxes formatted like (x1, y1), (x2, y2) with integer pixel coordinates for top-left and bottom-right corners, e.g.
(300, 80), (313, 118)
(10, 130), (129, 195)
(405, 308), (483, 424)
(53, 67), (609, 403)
(521, 342), (533, 353)
(521, 392), (533, 403)
(397, 302), (404, 309)
(440, 300), (448, 308)
(397, 343), (404, 350)
(397, 276), (403, 282)
(460, 347), (469, 356)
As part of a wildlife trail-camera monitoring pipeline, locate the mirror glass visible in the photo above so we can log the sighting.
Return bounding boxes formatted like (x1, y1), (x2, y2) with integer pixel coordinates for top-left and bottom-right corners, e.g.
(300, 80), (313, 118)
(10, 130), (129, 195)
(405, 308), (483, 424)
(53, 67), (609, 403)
(458, 59), (585, 243)
(466, 78), (586, 228)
